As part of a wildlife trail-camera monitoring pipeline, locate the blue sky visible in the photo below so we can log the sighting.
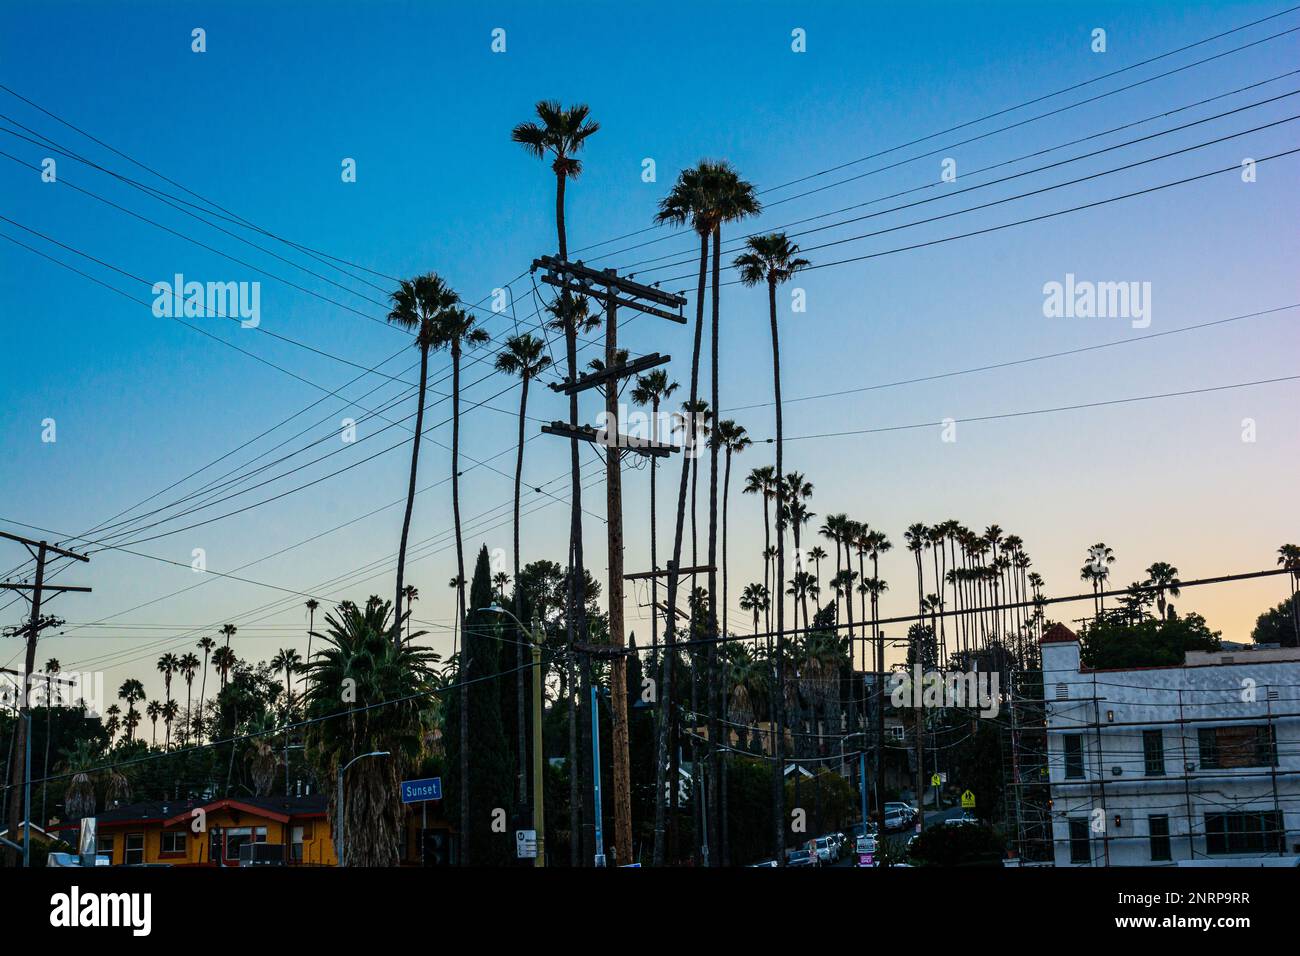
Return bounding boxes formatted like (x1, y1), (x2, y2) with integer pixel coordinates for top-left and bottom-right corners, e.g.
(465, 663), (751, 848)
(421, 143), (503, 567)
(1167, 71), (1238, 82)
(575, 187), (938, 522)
(1, 1), (1298, 699)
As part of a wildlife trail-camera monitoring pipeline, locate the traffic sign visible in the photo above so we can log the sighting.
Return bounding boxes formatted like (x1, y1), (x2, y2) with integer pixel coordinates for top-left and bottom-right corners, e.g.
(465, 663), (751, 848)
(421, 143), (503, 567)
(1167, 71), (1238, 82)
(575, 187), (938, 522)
(961, 789), (976, 809)
(516, 829), (538, 859)
(400, 776), (442, 804)
(931, 772), (942, 787)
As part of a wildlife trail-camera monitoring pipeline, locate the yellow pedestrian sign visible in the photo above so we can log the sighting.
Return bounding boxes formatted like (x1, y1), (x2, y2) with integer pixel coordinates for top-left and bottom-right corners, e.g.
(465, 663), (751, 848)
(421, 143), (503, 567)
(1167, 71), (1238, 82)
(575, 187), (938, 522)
(930, 773), (942, 788)
(961, 789), (976, 809)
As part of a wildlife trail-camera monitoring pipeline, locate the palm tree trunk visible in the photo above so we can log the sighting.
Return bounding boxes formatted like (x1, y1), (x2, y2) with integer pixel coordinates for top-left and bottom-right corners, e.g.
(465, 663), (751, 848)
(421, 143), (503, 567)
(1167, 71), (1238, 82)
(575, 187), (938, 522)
(652, 229), (707, 866)
(394, 343), (429, 645)
(514, 373), (530, 806)
(767, 275), (788, 864)
(452, 342), (470, 866)
(705, 225), (723, 865)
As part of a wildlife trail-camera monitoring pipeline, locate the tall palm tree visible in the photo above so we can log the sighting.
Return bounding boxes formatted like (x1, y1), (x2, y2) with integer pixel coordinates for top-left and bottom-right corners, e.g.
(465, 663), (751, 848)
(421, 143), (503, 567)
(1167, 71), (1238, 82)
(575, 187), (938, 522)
(904, 524), (929, 627)
(1145, 562), (1181, 621)
(212, 646), (237, 692)
(304, 598), (319, 690)
(495, 331), (553, 805)
(632, 369), (679, 655)
(177, 653), (199, 746)
(271, 647), (303, 795)
(220, 623), (237, 652)
(1082, 543), (1116, 616)
(745, 466), (778, 634)
(734, 231), (809, 862)
(197, 635), (216, 741)
(162, 699), (179, 750)
(715, 419), (751, 639)
(650, 161), (724, 865)
(401, 585), (419, 644)
(808, 546), (828, 600)
(146, 700), (161, 747)
(514, 105), (599, 867)
(118, 679), (145, 742)
(430, 304), (490, 863)
(387, 271), (459, 640)
(740, 582), (769, 635)
(782, 473), (815, 636)
(156, 652), (178, 720)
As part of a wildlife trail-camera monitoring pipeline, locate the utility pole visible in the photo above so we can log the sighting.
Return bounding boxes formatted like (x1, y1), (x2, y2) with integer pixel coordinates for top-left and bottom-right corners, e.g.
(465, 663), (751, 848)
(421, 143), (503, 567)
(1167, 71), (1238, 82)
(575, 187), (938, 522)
(533, 255), (684, 868)
(1, 531), (90, 867)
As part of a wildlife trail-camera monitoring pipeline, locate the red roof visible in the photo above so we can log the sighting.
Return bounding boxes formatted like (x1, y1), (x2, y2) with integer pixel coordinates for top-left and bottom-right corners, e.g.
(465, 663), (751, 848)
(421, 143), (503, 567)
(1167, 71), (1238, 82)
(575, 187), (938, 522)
(1040, 622), (1079, 645)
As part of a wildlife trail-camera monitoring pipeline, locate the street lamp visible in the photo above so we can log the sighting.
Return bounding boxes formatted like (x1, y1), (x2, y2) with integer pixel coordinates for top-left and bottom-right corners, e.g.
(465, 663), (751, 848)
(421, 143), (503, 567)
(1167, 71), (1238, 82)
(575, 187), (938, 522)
(481, 604), (546, 868)
(337, 750), (388, 867)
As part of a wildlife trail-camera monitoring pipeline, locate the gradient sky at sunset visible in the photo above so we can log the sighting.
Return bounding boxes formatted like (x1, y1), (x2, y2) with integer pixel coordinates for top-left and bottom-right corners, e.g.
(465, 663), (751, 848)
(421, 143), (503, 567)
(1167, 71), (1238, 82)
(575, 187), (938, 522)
(2, 0), (1298, 701)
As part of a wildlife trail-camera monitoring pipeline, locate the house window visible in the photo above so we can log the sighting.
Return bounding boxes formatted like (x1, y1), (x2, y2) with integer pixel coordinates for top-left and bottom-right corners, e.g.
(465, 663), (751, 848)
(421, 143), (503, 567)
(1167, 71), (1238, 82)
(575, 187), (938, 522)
(160, 831), (187, 856)
(290, 825), (305, 863)
(1143, 730), (1165, 776)
(1148, 815), (1171, 861)
(1205, 812), (1283, 855)
(124, 833), (145, 866)
(96, 835), (115, 858)
(1063, 734), (1084, 779)
(1068, 819), (1091, 864)
(1198, 725), (1276, 769)
(223, 826), (266, 863)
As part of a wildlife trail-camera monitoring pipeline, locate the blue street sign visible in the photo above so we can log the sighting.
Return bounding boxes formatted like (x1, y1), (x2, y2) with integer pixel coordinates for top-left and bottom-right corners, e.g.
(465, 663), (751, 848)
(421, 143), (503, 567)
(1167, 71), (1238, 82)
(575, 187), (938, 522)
(400, 777), (442, 803)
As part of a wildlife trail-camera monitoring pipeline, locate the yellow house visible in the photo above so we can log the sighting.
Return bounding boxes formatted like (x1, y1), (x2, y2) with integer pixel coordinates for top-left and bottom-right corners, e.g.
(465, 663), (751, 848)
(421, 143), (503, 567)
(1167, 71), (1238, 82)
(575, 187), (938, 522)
(54, 795), (337, 866)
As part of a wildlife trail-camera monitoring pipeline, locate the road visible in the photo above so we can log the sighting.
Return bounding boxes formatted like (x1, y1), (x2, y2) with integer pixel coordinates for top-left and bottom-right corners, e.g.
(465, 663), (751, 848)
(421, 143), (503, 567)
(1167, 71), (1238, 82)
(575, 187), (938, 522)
(829, 804), (967, 867)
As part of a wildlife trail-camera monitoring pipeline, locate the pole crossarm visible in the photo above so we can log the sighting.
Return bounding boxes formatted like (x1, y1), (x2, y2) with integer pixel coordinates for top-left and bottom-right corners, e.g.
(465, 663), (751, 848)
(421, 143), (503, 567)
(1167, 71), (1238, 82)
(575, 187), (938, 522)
(0, 583), (91, 593)
(0, 531), (90, 562)
(540, 420), (676, 458)
(532, 255), (687, 308)
(624, 563), (716, 580)
(548, 352), (671, 395)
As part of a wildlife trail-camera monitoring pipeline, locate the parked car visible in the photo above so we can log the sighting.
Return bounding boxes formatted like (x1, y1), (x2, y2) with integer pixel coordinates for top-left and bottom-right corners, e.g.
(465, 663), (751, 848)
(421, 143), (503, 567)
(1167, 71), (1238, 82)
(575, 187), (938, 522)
(787, 848), (817, 867)
(812, 836), (838, 864)
(883, 809), (909, 831)
(749, 858), (779, 867)
(885, 802), (917, 825)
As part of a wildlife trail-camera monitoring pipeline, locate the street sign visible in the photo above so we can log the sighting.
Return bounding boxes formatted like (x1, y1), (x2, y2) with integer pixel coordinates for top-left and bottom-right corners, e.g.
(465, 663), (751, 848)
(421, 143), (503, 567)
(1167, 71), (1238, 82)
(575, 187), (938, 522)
(961, 789), (976, 809)
(516, 829), (538, 859)
(931, 772), (942, 787)
(859, 853), (874, 867)
(400, 776), (442, 804)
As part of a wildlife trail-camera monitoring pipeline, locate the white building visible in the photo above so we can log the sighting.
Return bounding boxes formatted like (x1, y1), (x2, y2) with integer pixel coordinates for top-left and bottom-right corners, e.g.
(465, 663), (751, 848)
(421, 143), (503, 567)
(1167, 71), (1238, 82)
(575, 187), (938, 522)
(1040, 623), (1300, 866)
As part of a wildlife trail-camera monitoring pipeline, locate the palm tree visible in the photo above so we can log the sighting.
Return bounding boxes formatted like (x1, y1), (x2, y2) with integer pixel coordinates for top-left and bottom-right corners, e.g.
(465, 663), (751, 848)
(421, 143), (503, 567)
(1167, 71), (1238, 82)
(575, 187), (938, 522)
(196, 635), (216, 741)
(271, 647), (303, 794)
(1144, 562), (1181, 620)
(212, 646), (237, 692)
(904, 524), (929, 626)
(430, 304), (490, 863)
(808, 546), (828, 600)
(304, 598), (319, 688)
(1280, 544), (1300, 640)
(104, 705), (121, 742)
(715, 419), (751, 639)
(1082, 543), (1116, 615)
(734, 231), (809, 862)
(632, 369), (679, 655)
(161, 699), (179, 750)
(146, 700), (161, 746)
(514, 106), (599, 864)
(178, 653), (199, 746)
(745, 466), (778, 634)
(156, 652), (178, 723)
(496, 332), (553, 806)
(740, 582), (769, 634)
(386, 272), (459, 640)
(400, 586), (418, 644)
(118, 679), (145, 742)
(220, 623), (237, 652)
(782, 473), (815, 634)
(303, 598), (441, 866)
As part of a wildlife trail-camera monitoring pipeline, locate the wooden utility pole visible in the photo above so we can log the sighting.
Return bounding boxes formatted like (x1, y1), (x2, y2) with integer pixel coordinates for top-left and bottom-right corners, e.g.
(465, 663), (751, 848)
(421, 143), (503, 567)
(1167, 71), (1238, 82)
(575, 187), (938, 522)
(534, 256), (684, 867)
(1, 531), (90, 867)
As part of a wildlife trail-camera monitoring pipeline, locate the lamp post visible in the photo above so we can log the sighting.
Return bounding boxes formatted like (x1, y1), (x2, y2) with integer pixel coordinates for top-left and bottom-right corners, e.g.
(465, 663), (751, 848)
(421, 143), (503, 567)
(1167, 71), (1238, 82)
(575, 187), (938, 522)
(482, 604), (546, 867)
(337, 750), (388, 867)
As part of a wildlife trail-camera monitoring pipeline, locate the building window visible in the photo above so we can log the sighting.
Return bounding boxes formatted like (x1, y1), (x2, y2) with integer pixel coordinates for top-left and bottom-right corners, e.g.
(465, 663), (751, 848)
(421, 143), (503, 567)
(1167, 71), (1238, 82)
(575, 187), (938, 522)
(1143, 730), (1165, 776)
(1205, 811), (1283, 855)
(96, 835), (115, 858)
(124, 833), (145, 866)
(1063, 734), (1084, 779)
(1198, 725), (1276, 769)
(1148, 815), (1171, 861)
(290, 825), (305, 863)
(160, 831), (187, 856)
(1068, 819), (1091, 864)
